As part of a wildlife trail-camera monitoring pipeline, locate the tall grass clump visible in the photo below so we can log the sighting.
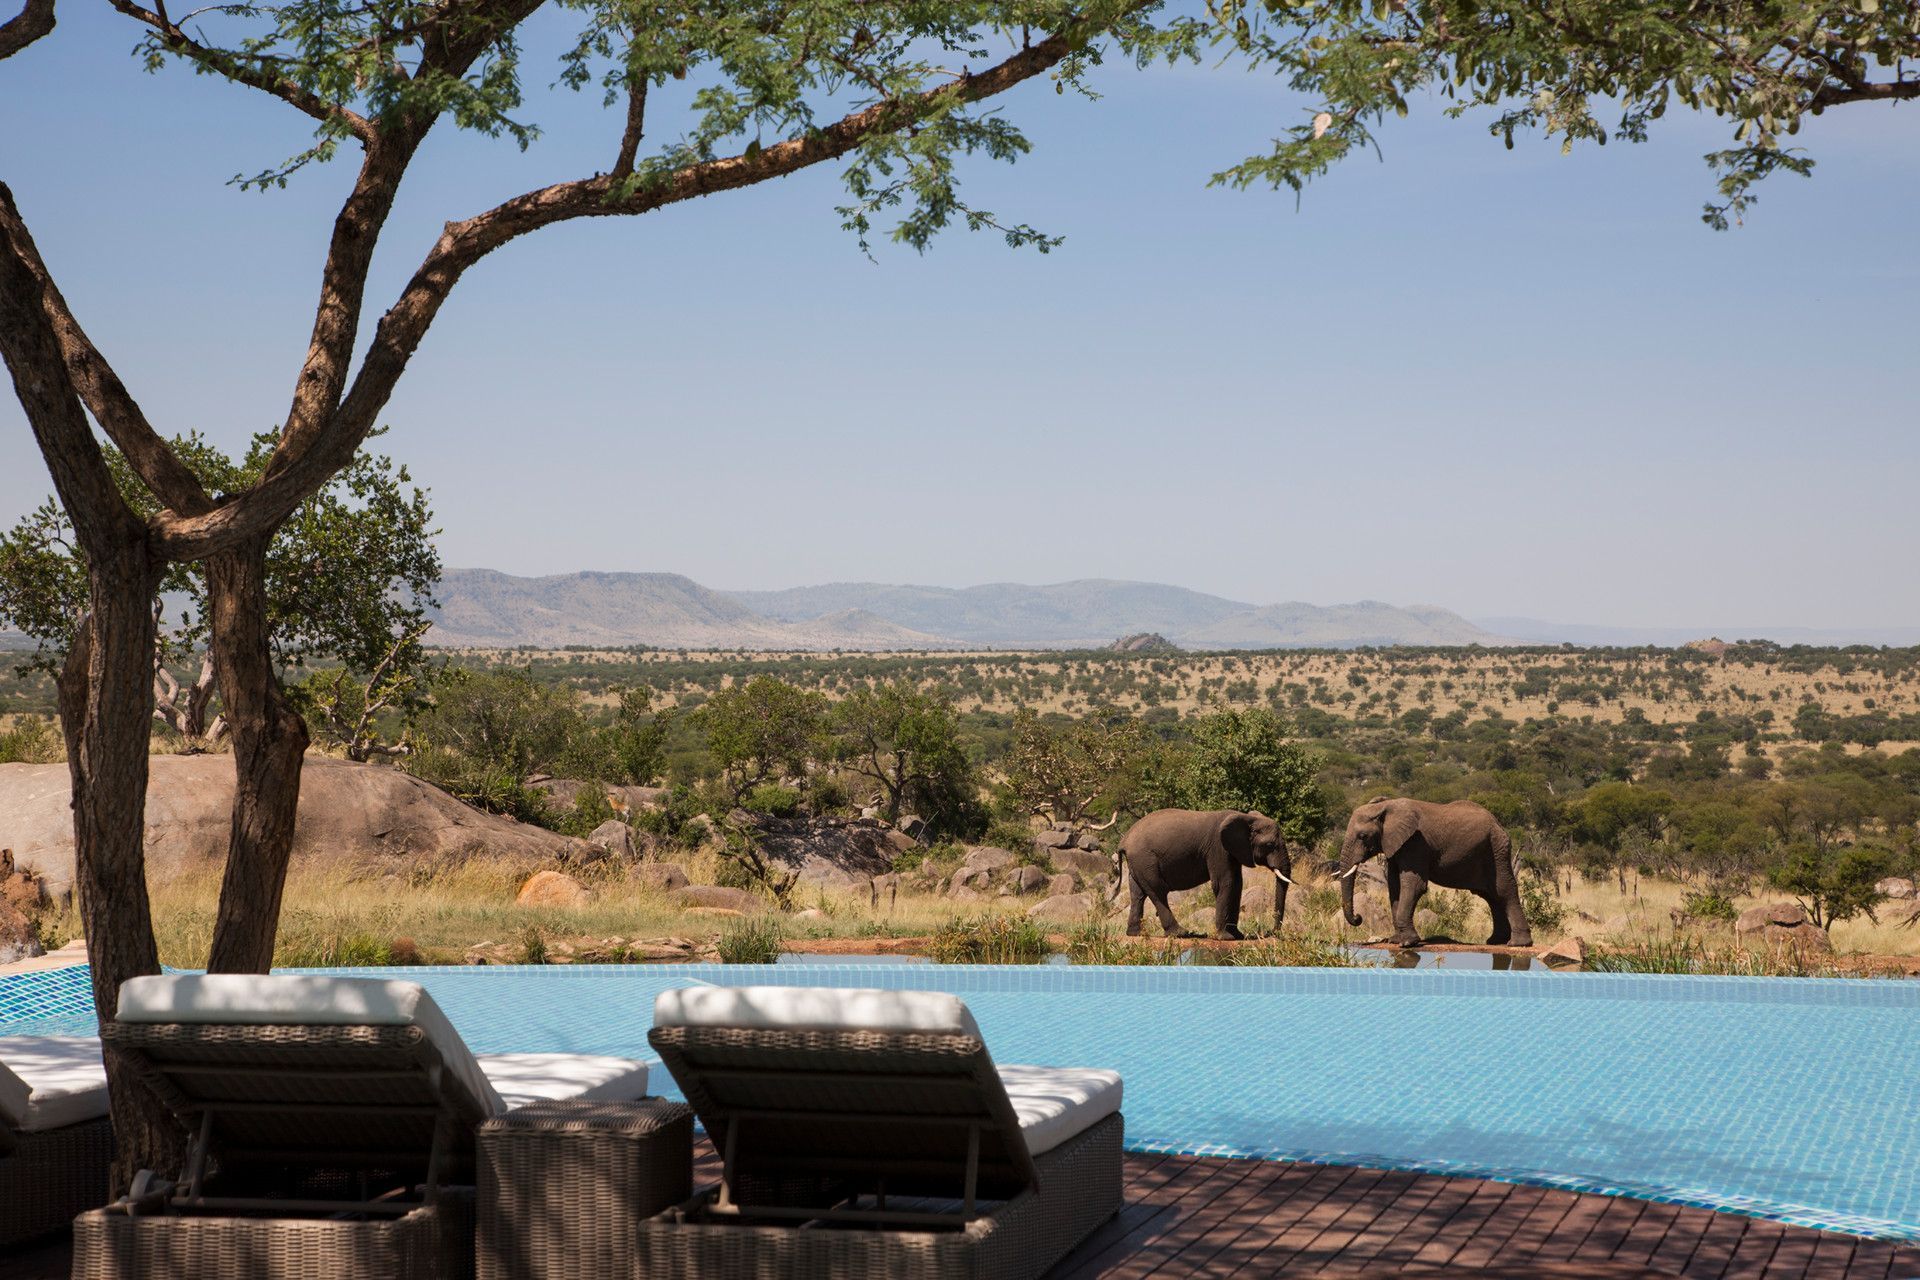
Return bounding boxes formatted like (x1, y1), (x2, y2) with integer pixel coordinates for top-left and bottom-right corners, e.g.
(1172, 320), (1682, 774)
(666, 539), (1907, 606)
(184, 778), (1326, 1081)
(716, 916), (785, 965)
(1227, 935), (1361, 968)
(1586, 935), (1882, 978)
(928, 914), (1052, 965)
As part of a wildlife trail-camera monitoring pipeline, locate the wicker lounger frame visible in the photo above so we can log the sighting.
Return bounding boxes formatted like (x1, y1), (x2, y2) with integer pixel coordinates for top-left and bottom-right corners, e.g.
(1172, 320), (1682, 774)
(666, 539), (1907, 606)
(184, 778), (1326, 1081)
(0, 1114), (113, 1247)
(70, 1020), (494, 1280)
(645, 1023), (1125, 1280)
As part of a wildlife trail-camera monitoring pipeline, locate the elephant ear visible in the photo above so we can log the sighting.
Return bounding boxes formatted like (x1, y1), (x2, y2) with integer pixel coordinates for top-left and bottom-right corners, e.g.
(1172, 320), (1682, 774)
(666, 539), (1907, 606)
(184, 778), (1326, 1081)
(1218, 812), (1255, 866)
(1380, 801), (1420, 856)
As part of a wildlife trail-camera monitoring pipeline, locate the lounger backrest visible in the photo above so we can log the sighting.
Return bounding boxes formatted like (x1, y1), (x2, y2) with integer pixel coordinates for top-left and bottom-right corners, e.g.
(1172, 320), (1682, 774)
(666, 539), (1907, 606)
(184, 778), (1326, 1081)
(109, 975), (501, 1176)
(649, 987), (1040, 1202)
(0, 1057), (24, 1155)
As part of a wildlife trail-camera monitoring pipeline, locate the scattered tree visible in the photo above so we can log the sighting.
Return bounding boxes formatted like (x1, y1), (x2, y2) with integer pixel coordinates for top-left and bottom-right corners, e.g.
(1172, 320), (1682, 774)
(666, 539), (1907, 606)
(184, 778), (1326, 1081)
(832, 681), (980, 832)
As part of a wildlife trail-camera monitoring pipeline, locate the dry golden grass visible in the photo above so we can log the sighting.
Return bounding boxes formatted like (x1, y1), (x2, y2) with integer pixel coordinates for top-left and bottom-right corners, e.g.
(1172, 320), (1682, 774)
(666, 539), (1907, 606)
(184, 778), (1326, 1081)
(32, 857), (1917, 967)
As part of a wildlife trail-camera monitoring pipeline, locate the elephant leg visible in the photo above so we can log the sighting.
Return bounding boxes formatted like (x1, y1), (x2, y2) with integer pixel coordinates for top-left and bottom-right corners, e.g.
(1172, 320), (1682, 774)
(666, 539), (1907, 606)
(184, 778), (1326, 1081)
(1501, 888), (1533, 947)
(1150, 888), (1188, 938)
(1390, 869), (1424, 947)
(1126, 874), (1146, 936)
(1211, 870), (1244, 941)
(1489, 827), (1533, 946)
(1479, 890), (1512, 946)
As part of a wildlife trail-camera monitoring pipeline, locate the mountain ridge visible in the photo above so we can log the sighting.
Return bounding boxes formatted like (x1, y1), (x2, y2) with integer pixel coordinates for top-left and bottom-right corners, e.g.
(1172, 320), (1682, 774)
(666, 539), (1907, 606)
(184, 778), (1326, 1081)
(424, 570), (1510, 650)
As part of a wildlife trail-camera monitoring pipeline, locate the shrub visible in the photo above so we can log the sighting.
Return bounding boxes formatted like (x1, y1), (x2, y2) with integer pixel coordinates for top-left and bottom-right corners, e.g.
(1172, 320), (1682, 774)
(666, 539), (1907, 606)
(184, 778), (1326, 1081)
(716, 917), (785, 965)
(517, 927), (548, 965)
(1680, 888), (1740, 924)
(1518, 873), (1566, 937)
(550, 786), (617, 838)
(0, 715), (63, 764)
(928, 914), (1052, 965)
(744, 783), (803, 818)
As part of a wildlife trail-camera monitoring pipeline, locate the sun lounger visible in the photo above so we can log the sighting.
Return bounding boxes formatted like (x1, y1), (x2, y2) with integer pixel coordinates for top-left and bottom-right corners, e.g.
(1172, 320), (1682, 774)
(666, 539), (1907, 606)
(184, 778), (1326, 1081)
(0, 1035), (112, 1246)
(640, 985), (1124, 1280)
(70, 974), (653, 1280)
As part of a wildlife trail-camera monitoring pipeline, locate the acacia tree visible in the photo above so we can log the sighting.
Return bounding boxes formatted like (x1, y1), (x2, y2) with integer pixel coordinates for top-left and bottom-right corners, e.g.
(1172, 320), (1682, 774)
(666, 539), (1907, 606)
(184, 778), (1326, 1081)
(832, 681), (980, 830)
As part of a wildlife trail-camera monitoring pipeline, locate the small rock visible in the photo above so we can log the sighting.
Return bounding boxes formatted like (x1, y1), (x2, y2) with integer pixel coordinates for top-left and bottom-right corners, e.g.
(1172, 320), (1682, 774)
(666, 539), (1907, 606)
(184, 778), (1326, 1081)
(791, 908), (827, 921)
(1012, 865), (1050, 895)
(670, 885), (765, 913)
(1601, 913), (1634, 935)
(884, 829), (917, 855)
(1047, 872), (1083, 897)
(587, 820), (635, 860)
(515, 870), (590, 909)
(1540, 936), (1587, 967)
(1032, 829), (1075, 852)
(1027, 892), (1099, 923)
(895, 814), (928, 841)
(949, 867), (992, 896)
(632, 863), (690, 894)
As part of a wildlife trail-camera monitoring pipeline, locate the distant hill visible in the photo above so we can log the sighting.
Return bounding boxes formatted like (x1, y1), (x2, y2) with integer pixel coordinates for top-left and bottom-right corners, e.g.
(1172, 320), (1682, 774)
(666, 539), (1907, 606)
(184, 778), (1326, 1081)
(426, 571), (1515, 650)
(725, 579), (1254, 649)
(426, 571), (953, 650)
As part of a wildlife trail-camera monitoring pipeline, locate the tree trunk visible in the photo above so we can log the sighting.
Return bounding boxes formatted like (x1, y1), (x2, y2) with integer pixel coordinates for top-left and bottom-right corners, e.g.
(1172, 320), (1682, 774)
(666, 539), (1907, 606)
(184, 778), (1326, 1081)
(57, 541), (185, 1190)
(204, 537), (309, 974)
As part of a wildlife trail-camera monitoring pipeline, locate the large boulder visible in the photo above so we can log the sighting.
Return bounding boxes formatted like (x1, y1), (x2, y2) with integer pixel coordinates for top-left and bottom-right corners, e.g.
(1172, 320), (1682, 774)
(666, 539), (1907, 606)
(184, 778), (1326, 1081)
(0, 848), (44, 965)
(670, 885), (766, 914)
(585, 820), (636, 861)
(1032, 829), (1074, 852)
(1735, 901), (1831, 953)
(1049, 846), (1112, 882)
(1047, 872), (1083, 897)
(1027, 892), (1100, 924)
(516, 870), (590, 908)
(731, 814), (901, 888)
(1876, 877), (1916, 901)
(959, 847), (1016, 877)
(1, 756), (594, 898)
(1010, 865), (1050, 895)
(632, 862), (690, 894)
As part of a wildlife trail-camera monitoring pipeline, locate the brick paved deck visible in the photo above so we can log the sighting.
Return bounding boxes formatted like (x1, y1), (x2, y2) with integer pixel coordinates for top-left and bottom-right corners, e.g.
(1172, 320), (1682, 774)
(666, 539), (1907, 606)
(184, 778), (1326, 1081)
(7, 1150), (1915, 1278)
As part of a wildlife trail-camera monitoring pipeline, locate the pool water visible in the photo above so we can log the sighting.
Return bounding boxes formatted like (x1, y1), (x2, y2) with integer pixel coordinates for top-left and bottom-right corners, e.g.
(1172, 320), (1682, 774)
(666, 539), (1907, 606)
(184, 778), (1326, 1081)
(3, 963), (1915, 1240)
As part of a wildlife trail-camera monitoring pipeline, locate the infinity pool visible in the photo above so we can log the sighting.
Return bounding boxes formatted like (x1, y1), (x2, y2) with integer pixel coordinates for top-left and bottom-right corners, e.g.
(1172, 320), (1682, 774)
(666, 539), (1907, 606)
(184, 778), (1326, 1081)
(4, 963), (1915, 1240)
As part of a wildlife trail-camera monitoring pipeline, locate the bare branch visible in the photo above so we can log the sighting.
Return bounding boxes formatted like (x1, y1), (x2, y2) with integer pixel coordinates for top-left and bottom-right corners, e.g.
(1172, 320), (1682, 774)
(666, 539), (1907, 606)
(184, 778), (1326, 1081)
(0, 0), (54, 60)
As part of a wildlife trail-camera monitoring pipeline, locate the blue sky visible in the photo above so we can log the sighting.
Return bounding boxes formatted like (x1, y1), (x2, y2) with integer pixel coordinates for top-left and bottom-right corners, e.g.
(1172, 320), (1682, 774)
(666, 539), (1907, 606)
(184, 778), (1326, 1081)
(1, 8), (1914, 630)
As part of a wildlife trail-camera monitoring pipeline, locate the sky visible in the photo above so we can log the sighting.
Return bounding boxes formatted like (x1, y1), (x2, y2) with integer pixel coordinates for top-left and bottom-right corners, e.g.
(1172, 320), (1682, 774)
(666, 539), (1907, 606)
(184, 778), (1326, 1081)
(1, 8), (1915, 631)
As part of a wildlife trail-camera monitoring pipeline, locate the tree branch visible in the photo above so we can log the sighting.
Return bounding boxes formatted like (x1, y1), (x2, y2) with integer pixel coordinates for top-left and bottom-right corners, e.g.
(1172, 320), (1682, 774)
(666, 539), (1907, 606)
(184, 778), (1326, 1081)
(0, 185), (149, 559)
(156, 17), (1107, 559)
(613, 77), (647, 178)
(104, 0), (376, 143)
(0, 0), (54, 61)
(0, 187), (212, 514)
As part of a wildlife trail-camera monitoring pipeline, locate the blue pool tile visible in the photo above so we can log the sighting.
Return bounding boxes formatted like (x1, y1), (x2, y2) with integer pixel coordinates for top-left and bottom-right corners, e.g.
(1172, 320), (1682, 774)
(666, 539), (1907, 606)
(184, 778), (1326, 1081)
(4, 961), (1916, 1241)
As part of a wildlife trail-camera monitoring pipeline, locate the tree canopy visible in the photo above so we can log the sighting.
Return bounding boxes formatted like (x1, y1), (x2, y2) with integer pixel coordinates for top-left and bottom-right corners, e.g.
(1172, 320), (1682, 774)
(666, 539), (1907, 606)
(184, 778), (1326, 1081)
(0, 431), (439, 746)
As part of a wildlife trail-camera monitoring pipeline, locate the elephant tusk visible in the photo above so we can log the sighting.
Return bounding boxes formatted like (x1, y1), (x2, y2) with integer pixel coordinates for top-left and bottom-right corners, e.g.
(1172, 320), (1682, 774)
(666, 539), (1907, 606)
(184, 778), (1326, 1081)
(1273, 871), (1295, 886)
(1338, 866), (1360, 879)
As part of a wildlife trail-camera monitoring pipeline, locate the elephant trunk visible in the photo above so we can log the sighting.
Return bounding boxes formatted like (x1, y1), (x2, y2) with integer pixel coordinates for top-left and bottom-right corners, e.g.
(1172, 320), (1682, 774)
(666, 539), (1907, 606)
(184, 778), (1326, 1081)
(1338, 839), (1364, 927)
(1272, 872), (1288, 930)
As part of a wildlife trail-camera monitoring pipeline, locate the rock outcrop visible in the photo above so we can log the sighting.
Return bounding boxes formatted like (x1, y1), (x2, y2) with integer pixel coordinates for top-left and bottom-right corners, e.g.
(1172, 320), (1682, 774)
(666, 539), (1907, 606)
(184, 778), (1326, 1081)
(0, 848), (47, 965)
(516, 870), (591, 909)
(1734, 901), (1832, 953)
(1, 756), (595, 897)
(724, 813), (904, 889)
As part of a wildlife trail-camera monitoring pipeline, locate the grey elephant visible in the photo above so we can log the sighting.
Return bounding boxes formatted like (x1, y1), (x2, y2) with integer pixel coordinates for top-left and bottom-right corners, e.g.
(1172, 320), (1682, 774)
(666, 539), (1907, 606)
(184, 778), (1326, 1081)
(1336, 797), (1531, 948)
(1120, 809), (1293, 940)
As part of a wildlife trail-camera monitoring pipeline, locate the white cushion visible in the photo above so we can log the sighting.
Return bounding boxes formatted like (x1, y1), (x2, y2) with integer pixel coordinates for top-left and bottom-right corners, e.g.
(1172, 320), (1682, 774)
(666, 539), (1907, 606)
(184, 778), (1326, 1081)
(653, 987), (983, 1040)
(477, 1053), (651, 1112)
(997, 1064), (1124, 1157)
(116, 974), (505, 1116)
(0, 1037), (109, 1133)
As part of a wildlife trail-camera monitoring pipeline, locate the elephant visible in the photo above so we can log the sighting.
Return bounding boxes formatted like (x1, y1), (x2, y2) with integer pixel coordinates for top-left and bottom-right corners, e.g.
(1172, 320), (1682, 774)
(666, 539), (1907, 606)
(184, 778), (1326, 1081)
(1336, 797), (1532, 948)
(1119, 809), (1293, 940)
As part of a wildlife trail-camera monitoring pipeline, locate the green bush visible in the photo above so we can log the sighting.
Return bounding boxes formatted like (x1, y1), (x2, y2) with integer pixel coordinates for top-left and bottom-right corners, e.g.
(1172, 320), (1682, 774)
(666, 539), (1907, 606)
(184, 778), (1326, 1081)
(1518, 873), (1566, 936)
(744, 783), (803, 818)
(1680, 888), (1740, 923)
(928, 914), (1052, 965)
(0, 715), (62, 764)
(716, 917), (785, 965)
(550, 787), (617, 838)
